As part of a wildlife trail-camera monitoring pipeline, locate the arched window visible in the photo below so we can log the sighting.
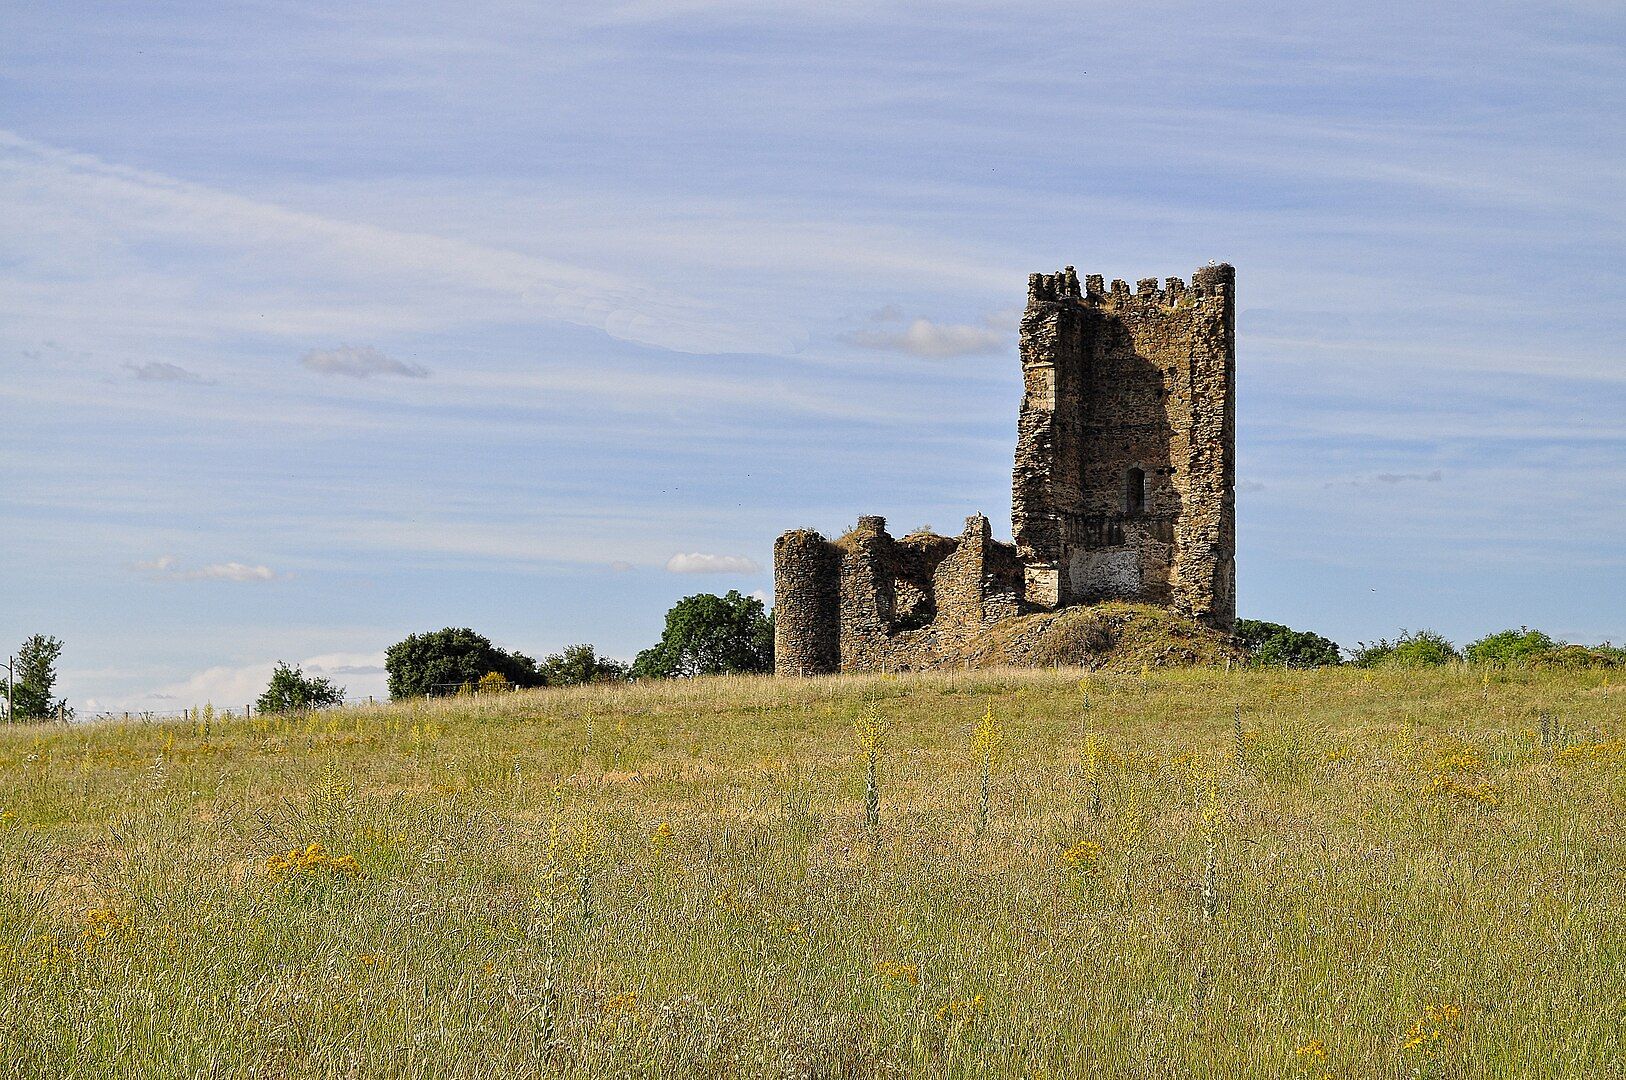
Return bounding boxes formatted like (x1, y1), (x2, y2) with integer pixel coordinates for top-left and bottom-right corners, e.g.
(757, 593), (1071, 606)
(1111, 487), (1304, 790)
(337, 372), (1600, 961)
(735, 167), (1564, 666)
(1125, 467), (1146, 516)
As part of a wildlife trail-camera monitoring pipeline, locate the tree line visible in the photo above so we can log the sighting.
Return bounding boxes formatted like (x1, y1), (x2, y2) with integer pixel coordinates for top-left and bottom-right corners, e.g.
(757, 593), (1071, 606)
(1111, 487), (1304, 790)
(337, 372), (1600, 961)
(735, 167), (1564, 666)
(1235, 620), (1625, 669)
(256, 589), (773, 711)
(13, 597), (1619, 722)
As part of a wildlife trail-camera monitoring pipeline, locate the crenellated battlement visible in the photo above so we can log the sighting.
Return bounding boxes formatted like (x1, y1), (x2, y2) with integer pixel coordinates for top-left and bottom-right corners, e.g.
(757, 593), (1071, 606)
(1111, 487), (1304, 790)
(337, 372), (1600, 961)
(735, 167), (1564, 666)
(1027, 264), (1234, 311)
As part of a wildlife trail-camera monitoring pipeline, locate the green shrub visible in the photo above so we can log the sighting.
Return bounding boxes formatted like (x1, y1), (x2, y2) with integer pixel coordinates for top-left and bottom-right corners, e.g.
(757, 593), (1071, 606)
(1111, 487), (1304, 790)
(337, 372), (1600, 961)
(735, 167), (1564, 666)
(1233, 619), (1342, 668)
(384, 628), (545, 699)
(1464, 628), (1558, 665)
(256, 661), (345, 713)
(540, 644), (630, 686)
(1530, 644), (1626, 669)
(1351, 630), (1459, 668)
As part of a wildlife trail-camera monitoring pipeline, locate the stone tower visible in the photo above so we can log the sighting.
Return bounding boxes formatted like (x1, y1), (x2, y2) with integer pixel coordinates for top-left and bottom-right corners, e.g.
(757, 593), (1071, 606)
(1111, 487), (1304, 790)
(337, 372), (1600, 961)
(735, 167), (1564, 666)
(1013, 264), (1235, 629)
(771, 262), (1236, 676)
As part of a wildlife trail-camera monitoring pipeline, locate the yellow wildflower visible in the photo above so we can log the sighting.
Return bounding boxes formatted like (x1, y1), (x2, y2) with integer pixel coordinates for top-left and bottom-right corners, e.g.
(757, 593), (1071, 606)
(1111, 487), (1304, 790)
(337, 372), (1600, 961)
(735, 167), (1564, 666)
(875, 960), (920, 987)
(82, 907), (131, 946)
(1403, 1002), (1462, 1050)
(263, 841), (362, 880)
(650, 820), (674, 854)
(935, 993), (985, 1022)
(1555, 740), (1620, 765)
(971, 706), (1004, 762)
(1061, 839), (1103, 875)
(853, 701), (886, 752)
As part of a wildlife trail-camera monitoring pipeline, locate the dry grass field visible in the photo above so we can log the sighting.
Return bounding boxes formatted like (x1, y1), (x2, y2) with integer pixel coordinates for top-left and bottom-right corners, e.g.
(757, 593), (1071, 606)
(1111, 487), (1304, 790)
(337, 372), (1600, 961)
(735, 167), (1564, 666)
(0, 666), (1620, 1078)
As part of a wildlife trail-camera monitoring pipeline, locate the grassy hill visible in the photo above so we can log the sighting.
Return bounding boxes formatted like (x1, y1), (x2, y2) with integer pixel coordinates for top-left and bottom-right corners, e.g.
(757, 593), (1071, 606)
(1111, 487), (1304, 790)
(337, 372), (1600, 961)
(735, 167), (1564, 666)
(0, 666), (1620, 1078)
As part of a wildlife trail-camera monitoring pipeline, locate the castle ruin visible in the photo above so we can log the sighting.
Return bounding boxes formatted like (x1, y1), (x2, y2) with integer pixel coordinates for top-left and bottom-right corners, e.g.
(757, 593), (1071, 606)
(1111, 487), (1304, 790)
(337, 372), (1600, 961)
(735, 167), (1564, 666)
(773, 263), (1235, 676)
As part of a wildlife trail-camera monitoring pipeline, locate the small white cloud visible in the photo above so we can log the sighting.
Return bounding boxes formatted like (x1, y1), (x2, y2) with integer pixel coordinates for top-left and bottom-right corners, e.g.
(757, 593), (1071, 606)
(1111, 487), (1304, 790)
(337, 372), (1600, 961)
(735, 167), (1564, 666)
(300, 344), (429, 379)
(134, 555), (280, 582)
(124, 361), (212, 384)
(750, 589), (769, 604)
(128, 652), (387, 714)
(194, 562), (279, 582)
(848, 318), (1007, 359)
(665, 552), (761, 574)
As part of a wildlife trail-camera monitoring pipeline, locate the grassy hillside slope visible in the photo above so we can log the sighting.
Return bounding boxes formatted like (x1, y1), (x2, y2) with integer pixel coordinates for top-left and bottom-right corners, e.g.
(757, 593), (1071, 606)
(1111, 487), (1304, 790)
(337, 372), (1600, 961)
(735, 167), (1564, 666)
(0, 667), (1620, 1078)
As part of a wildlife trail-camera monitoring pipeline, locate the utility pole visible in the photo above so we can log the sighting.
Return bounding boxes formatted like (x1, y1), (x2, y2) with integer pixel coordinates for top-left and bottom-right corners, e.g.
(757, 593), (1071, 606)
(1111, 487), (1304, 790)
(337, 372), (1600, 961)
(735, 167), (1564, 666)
(4, 655), (12, 724)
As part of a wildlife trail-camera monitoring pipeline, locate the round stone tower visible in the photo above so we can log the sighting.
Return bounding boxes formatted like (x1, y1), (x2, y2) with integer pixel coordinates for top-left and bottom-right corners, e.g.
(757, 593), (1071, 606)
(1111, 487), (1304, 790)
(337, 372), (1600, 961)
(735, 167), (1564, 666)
(772, 529), (841, 676)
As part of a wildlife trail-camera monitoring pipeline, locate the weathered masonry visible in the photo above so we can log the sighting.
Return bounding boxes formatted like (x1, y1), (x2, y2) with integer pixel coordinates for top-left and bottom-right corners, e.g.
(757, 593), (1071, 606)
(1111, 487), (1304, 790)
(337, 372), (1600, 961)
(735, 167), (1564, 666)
(1014, 263), (1236, 626)
(773, 263), (1235, 675)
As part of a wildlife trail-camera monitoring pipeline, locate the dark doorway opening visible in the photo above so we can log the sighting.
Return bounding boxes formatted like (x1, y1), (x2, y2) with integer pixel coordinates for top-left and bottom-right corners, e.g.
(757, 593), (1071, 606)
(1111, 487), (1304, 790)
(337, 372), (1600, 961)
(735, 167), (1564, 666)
(1126, 467), (1146, 516)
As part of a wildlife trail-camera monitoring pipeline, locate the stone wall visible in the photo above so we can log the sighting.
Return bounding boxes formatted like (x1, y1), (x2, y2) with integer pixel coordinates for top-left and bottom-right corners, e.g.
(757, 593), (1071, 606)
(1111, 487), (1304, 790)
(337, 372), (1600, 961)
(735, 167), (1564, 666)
(771, 515), (1023, 675)
(1012, 264), (1235, 629)
(772, 262), (1236, 675)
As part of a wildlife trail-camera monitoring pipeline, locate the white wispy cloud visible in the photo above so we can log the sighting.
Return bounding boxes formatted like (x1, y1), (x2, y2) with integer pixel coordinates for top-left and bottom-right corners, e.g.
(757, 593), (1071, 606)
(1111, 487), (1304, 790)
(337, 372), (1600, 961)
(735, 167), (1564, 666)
(0, 130), (802, 356)
(665, 552), (761, 574)
(124, 360), (213, 384)
(300, 344), (429, 379)
(129, 651), (386, 713)
(847, 313), (1008, 358)
(134, 555), (280, 582)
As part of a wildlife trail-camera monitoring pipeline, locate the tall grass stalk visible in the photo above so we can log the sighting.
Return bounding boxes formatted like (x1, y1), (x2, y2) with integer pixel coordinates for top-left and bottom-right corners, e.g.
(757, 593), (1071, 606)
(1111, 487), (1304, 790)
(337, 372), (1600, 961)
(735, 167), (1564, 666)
(971, 706), (1002, 834)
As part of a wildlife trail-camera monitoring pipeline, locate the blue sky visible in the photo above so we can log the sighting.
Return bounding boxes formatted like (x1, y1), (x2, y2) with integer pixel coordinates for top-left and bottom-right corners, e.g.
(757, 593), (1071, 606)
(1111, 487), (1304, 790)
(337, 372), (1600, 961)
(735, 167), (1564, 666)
(3, 1), (1622, 712)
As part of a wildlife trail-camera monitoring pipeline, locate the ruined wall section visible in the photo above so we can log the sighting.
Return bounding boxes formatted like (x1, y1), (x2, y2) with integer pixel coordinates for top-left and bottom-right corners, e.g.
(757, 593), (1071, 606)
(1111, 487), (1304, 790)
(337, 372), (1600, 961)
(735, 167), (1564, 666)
(772, 514), (1025, 675)
(1013, 264), (1235, 629)
(1177, 264), (1237, 627)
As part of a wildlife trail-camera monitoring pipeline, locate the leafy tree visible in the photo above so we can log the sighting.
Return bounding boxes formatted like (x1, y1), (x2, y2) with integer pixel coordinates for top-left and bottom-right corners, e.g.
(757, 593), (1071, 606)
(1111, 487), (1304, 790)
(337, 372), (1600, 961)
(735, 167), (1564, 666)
(10, 634), (66, 721)
(256, 661), (345, 713)
(540, 644), (630, 686)
(1351, 630), (1459, 668)
(384, 628), (544, 699)
(1464, 627), (1558, 665)
(632, 592), (773, 679)
(1233, 619), (1342, 668)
